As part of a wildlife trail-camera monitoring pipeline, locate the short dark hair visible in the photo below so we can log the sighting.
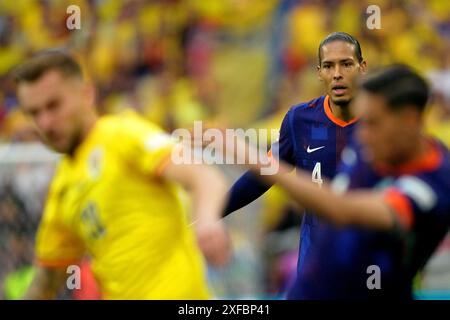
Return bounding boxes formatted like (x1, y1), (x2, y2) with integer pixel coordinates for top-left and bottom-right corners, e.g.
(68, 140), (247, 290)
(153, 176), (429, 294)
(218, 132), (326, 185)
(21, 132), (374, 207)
(318, 32), (363, 64)
(13, 49), (83, 84)
(360, 64), (429, 113)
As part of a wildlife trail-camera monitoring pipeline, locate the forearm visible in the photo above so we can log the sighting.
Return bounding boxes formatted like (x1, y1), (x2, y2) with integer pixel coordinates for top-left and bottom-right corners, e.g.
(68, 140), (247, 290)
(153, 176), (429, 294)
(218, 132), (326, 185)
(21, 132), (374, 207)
(191, 167), (228, 222)
(258, 167), (348, 224)
(253, 162), (393, 230)
(223, 171), (273, 217)
(185, 166), (231, 267)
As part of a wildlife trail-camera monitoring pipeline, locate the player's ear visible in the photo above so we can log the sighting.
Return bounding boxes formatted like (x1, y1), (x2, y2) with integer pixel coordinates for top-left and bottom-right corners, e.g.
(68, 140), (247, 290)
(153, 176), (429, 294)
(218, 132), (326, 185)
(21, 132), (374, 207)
(82, 80), (96, 107)
(403, 105), (423, 129)
(317, 65), (323, 81)
(359, 60), (367, 74)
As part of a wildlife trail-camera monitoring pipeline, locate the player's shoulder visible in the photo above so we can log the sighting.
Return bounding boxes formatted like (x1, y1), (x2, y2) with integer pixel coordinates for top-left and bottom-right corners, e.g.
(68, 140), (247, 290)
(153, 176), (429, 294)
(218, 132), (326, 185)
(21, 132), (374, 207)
(429, 139), (450, 181)
(95, 110), (175, 157)
(433, 141), (450, 207)
(289, 96), (325, 114)
(394, 139), (450, 214)
(437, 139), (450, 164)
(416, 138), (450, 178)
(285, 96), (326, 124)
(96, 109), (164, 137)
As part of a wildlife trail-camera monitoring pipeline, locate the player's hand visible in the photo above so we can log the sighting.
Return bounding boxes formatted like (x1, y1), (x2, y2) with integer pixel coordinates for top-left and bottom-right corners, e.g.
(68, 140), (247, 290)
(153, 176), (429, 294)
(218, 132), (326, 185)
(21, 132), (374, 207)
(223, 132), (269, 170)
(194, 219), (232, 268)
(188, 123), (229, 149)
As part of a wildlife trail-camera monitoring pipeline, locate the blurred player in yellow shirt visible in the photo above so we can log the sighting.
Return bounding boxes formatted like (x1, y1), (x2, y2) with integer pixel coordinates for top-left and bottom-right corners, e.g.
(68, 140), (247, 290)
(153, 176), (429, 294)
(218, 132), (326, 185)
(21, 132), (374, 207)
(13, 50), (231, 299)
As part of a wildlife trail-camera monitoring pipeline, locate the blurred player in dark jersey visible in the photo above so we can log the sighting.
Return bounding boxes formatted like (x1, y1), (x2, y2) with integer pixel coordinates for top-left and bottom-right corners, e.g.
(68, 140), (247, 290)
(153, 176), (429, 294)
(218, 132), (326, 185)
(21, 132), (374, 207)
(234, 65), (450, 299)
(223, 32), (367, 298)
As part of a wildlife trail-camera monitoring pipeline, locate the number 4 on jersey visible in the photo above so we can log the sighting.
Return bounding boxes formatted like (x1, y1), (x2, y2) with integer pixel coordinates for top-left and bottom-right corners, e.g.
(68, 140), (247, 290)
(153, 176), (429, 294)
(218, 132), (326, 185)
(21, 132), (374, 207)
(312, 162), (323, 187)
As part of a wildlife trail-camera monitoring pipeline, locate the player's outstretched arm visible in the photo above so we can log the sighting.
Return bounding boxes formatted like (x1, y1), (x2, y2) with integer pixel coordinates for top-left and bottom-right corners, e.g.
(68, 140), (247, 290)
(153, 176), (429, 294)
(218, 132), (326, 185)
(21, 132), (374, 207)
(223, 170), (274, 217)
(229, 137), (396, 231)
(258, 165), (395, 230)
(162, 160), (232, 267)
(23, 266), (67, 300)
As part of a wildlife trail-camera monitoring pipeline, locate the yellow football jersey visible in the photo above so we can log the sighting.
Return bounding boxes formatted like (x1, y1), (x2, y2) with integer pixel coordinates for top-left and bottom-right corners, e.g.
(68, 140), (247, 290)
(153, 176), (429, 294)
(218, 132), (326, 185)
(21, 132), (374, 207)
(35, 110), (210, 299)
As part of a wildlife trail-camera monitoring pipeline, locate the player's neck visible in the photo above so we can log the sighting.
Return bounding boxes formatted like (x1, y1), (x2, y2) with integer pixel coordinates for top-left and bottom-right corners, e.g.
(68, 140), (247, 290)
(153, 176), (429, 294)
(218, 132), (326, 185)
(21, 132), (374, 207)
(329, 100), (353, 122)
(82, 112), (98, 140)
(67, 112), (98, 158)
(389, 136), (430, 169)
(409, 136), (430, 162)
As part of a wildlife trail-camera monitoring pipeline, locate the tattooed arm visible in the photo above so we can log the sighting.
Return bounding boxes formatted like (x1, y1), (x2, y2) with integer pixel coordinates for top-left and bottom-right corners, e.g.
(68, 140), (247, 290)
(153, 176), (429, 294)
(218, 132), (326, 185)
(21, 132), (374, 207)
(23, 266), (67, 300)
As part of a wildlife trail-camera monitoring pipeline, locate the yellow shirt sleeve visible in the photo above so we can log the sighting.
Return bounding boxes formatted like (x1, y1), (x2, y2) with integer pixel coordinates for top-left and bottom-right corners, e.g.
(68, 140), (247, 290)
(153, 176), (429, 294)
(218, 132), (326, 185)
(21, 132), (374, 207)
(112, 112), (177, 176)
(35, 165), (85, 267)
